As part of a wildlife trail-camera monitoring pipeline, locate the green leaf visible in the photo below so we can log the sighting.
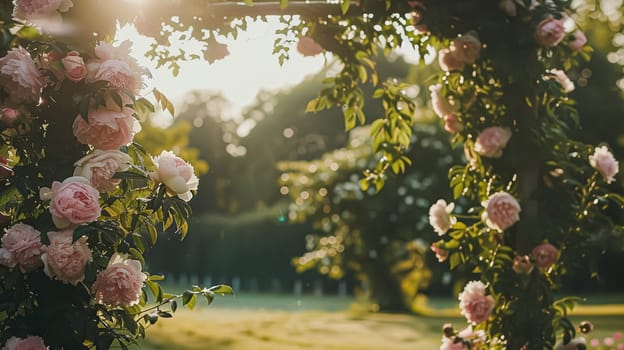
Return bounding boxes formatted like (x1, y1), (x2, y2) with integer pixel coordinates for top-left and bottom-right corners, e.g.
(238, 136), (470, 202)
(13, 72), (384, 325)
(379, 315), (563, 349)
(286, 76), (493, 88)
(280, 0), (288, 9)
(305, 98), (319, 113)
(340, 0), (350, 15)
(182, 292), (197, 310)
(208, 284), (235, 295)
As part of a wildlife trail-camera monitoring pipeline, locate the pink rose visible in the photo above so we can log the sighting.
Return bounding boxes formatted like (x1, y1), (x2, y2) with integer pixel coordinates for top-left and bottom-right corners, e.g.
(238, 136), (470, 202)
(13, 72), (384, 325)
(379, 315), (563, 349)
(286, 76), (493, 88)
(614, 332), (622, 341)
(499, 0), (516, 16)
(92, 254), (146, 306)
(546, 69), (574, 93)
(86, 41), (145, 94)
(474, 126), (512, 158)
(0, 47), (45, 106)
(41, 176), (101, 229)
(61, 51), (87, 82)
(1, 108), (20, 127)
(438, 48), (465, 72)
(0, 223), (47, 273)
(554, 337), (586, 350)
(440, 336), (463, 350)
(481, 191), (521, 232)
(512, 255), (534, 275)
(204, 42), (230, 64)
(429, 199), (456, 235)
(569, 30), (587, 52)
(431, 242), (449, 263)
(429, 84), (458, 118)
(72, 104), (140, 150)
(39, 50), (65, 81)
(12, 0), (73, 21)
(589, 146), (619, 184)
(41, 229), (92, 285)
(457, 325), (486, 343)
(444, 114), (463, 133)
(451, 33), (481, 65)
(149, 151), (199, 202)
(458, 280), (495, 324)
(74, 150), (131, 192)
(532, 243), (558, 270)
(297, 37), (324, 57)
(535, 16), (566, 47)
(2, 335), (47, 350)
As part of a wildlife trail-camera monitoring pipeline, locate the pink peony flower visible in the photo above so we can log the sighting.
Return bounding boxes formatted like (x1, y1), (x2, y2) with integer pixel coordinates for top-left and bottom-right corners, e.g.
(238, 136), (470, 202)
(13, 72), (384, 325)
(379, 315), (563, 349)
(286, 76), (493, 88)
(92, 253), (146, 306)
(2, 335), (47, 350)
(512, 255), (534, 275)
(61, 51), (87, 82)
(297, 37), (324, 57)
(614, 332), (622, 341)
(429, 84), (458, 118)
(431, 242), (449, 263)
(0, 223), (47, 273)
(72, 104), (140, 150)
(40, 176), (101, 229)
(438, 48), (465, 72)
(474, 126), (512, 158)
(532, 243), (558, 270)
(429, 199), (456, 236)
(589, 146), (619, 184)
(546, 69), (575, 93)
(0, 47), (45, 107)
(458, 280), (495, 324)
(481, 191), (521, 232)
(535, 16), (566, 48)
(499, 0), (516, 16)
(204, 42), (230, 64)
(149, 151), (199, 202)
(41, 229), (92, 285)
(569, 30), (587, 52)
(451, 34), (481, 65)
(73, 150), (131, 192)
(554, 337), (586, 350)
(440, 336), (463, 350)
(86, 41), (145, 94)
(1, 108), (20, 127)
(444, 114), (463, 133)
(12, 0), (73, 21)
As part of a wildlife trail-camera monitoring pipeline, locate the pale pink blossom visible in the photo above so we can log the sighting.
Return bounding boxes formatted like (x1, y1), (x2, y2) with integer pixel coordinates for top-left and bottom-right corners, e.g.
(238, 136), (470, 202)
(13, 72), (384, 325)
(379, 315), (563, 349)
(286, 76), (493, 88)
(589, 146), (619, 184)
(444, 114), (463, 133)
(474, 126), (512, 158)
(481, 191), (521, 232)
(74, 150), (131, 192)
(429, 199), (456, 235)
(92, 254), (146, 306)
(431, 242), (449, 263)
(1, 108), (20, 127)
(532, 243), (558, 270)
(2, 335), (47, 350)
(546, 69), (574, 93)
(438, 48), (464, 72)
(0, 47), (44, 106)
(554, 337), (586, 350)
(440, 336), (464, 350)
(451, 34), (481, 65)
(458, 281), (495, 324)
(569, 30), (587, 52)
(0, 223), (46, 273)
(86, 41), (145, 94)
(429, 84), (458, 118)
(40, 176), (101, 229)
(12, 0), (73, 21)
(41, 230), (92, 285)
(72, 104), (140, 150)
(149, 151), (199, 202)
(457, 325), (486, 343)
(604, 337), (615, 346)
(499, 0), (516, 16)
(590, 339), (600, 347)
(61, 51), (87, 82)
(512, 255), (534, 275)
(297, 37), (324, 57)
(535, 16), (566, 47)
(614, 332), (622, 341)
(204, 42), (230, 64)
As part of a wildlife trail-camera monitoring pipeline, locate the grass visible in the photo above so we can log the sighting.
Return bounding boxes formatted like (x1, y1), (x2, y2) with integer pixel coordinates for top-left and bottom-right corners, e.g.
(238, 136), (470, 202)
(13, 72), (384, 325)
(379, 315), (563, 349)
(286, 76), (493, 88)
(136, 291), (624, 350)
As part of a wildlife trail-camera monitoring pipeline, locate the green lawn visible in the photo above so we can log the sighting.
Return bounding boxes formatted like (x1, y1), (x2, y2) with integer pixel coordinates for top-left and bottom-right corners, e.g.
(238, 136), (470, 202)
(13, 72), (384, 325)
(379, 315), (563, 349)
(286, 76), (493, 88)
(136, 292), (624, 349)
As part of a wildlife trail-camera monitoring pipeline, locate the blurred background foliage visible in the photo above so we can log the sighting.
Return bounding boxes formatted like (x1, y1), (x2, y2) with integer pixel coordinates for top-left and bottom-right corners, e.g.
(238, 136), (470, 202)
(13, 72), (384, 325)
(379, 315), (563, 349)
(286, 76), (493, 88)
(142, 2), (624, 313)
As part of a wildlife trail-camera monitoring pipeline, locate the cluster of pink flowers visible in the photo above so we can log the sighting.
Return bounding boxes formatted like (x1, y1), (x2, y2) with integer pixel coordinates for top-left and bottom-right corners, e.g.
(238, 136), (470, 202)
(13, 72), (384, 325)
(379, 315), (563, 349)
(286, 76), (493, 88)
(438, 33), (481, 72)
(589, 331), (624, 350)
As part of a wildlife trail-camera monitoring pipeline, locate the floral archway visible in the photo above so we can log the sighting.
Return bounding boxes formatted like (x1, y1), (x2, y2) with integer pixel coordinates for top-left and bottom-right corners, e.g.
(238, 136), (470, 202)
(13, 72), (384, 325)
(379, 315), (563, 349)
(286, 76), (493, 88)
(0, 0), (621, 349)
